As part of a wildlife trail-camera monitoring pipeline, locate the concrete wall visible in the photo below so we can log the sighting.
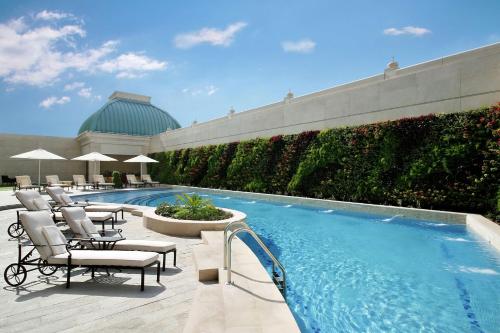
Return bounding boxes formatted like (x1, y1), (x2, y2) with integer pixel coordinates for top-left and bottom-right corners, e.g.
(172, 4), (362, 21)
(150, 43), (500, 152)
(0, 133), (85, 184)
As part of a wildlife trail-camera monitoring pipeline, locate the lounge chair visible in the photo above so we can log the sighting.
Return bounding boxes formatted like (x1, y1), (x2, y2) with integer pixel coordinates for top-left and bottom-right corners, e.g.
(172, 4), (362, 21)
(8, 191), (114, 238)
(3, 210), (160, 291)
(45, 186), (124, 223)
(15, 175), (40, 191)
(126, 174), (145, 188)
(142, 174), (160, 187)
(92, 174), (114, 189)
(62, 207), (176, 271)
(73, 175), (93, 190)
(46, 175), (71, 190)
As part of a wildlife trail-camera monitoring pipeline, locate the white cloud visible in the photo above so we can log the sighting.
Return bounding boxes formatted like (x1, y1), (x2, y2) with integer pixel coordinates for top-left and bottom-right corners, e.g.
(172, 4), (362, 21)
(383, 26), (431, 37)
(76, 86), (101, 101)
(99, 52), (167, 78)
(206, 85), (218, 96)
(0, 14), (167, 86)
(39, 96), (70, 109)
(35, 10), (73, 21)
(78, 87), (92, 98)
(64, 81), (85, 91)
(182, 85), (219, 96)
(281, 39), (316, 53)
(174, 22), (247, 49)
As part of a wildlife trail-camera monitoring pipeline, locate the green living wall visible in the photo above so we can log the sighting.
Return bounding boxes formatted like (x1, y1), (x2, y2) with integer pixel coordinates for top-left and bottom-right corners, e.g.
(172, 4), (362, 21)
(150, 104), (500, 221)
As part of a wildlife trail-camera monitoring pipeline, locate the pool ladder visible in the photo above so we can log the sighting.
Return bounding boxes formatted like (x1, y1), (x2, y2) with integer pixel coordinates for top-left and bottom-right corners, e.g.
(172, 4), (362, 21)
(223, 221), (287, 299)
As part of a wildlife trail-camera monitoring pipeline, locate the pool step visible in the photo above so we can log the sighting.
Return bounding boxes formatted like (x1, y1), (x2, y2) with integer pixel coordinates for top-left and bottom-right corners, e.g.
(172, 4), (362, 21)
(192, 244), (220, 282)
(184, 230), (299, 333)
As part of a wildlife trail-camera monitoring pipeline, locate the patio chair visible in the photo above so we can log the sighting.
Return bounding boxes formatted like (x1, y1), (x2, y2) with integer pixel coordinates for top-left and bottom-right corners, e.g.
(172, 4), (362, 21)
(3, 210), (160, 291)
(15, 175), (40, 191)
(8, 191), (114, 238)
(73, 175), (93, 190)
(126, 174), (145, 188)
(46, 175), (71, 190)
(62, 207), (176, 270)
(92, 174), (114, 189)
(45, 186), (124, 223)
(142, 174), (160, 187)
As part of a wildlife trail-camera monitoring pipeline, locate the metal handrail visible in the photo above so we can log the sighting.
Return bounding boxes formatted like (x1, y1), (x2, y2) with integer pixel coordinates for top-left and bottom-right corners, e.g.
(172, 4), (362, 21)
(223, 220), (248, 269)
(226, 226), (287, 298)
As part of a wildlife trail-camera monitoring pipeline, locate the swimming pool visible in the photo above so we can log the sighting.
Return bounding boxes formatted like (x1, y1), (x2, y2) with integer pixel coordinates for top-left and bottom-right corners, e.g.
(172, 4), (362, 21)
(73, 189), (500, 333)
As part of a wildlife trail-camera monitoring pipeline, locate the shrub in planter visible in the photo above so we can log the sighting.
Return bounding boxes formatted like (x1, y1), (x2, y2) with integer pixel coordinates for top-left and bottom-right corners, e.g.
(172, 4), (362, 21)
(155, 194), (232, 221)
(112, 171), (123, 188)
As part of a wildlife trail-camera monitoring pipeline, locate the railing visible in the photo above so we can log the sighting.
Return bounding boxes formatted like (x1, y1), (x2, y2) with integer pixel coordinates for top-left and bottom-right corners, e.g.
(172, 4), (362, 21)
(223, 221), (287, 298)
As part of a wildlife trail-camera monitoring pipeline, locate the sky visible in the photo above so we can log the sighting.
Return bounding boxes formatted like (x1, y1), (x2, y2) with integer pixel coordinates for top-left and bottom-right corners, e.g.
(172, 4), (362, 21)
(0, 0), (499, 137)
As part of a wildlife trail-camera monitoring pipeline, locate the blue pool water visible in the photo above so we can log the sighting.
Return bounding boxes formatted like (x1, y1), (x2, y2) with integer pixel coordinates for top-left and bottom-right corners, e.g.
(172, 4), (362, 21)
(73, 189), (500, 333)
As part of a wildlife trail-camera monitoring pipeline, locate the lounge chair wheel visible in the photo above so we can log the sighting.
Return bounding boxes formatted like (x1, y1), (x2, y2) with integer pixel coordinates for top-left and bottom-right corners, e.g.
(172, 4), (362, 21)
(7, 222), (24, 238)
(37, 259), (58, 276)
(4, 263), (27, 287)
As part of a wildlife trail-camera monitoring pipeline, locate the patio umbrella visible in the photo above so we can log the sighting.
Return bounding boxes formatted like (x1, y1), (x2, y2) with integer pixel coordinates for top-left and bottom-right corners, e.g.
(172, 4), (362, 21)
(10, 149), (66, 186)
(71, 152), (117, 176)
(123, 155), (158, 179)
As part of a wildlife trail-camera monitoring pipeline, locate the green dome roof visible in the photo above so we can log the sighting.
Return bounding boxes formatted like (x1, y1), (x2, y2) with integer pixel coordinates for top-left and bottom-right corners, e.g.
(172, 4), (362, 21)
(78, 92), (181, 136)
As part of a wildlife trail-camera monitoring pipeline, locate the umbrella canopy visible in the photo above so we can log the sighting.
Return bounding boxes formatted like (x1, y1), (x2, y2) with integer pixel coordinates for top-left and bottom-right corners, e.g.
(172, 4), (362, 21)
(123, 155), (158, 163)
(72, 152), (117, 177)
(71, 152), (117, 162)
(10, 149), (66, 187)
(123, 154), (158, 179)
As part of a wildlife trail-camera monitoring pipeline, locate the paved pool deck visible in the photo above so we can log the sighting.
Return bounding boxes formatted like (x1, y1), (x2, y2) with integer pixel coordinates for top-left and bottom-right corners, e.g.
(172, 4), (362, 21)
(0, 207), (201, 332)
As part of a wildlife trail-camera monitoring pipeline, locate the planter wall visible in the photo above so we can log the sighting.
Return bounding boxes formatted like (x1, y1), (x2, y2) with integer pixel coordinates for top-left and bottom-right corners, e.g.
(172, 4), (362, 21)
(143, 207), (246, 237)
(150, 104), (500, 222)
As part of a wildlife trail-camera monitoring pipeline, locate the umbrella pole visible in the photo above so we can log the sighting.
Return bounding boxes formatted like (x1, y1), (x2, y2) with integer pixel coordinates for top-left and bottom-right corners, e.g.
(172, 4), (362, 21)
(38, 159), (41, 187)
(140, 163), (143, 180)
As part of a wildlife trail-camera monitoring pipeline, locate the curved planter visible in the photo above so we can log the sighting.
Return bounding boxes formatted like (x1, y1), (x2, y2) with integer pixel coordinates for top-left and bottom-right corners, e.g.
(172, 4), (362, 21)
(143, 207), (246, 237)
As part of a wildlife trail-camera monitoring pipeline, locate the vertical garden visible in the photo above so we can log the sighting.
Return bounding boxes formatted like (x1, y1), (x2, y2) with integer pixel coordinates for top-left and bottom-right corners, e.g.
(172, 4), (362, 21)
(149, 104), (500, 221)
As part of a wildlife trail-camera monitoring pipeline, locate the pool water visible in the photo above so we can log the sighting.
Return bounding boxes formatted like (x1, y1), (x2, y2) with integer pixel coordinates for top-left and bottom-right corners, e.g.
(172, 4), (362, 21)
(73, 189), (500, 333)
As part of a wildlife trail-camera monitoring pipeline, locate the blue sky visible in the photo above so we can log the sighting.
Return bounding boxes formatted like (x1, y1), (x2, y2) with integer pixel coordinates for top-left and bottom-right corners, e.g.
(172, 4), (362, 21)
(0, 0), (498, 137)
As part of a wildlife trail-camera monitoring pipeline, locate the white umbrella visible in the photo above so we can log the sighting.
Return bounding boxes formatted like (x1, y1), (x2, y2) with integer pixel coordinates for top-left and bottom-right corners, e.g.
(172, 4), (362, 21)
(123, 155), (158, 179)
(10, 149), (66, 186)
(72, 152), (117, 176)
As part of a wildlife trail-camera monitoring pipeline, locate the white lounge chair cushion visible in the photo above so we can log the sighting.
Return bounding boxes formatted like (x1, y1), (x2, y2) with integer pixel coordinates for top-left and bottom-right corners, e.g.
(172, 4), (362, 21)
(54, 211), (112, 222)
(47, 250), (159, 267)
(16, 191), (41, 210)
(113, 240), (176, 253)
(20, 211), (55, 260)
(67, 217), (87, 237)
(85, 205), (123, 213)
(81, 218), (100, 237)
(33, 197), (52, 210)
(41, 226), (68, 256)
(86, 211), (113, 221)
(59, 193), (73, 205)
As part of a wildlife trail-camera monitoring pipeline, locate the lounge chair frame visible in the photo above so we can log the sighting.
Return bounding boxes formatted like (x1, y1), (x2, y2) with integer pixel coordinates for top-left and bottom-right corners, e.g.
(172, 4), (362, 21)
(70, 228), (177, 271)
(3, 240), (160, 291)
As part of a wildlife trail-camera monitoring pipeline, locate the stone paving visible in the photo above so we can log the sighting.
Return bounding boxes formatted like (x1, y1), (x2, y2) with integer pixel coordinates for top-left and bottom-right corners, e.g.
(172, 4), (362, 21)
(0, 207), (201, 332)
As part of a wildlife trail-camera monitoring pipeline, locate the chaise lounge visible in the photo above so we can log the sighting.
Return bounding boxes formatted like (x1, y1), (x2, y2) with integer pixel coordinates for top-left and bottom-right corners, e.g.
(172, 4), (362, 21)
(46, 175), (72, 191)
(46, 186), (124, 223)
(73, 175), (93, 190)
(8, 191), (114, 238)
(15, 175), (41, 191)
(3, 210), (160, 291)
(62, 207), (177, 270)
(92, 175), (114, 189)
(126, 174), (145, 188)
(142, 174), (160, 187)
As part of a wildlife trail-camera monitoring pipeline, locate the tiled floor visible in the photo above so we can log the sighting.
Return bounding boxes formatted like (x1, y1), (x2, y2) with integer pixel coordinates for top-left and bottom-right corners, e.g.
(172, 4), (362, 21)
(0, 208), (201, 332)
